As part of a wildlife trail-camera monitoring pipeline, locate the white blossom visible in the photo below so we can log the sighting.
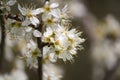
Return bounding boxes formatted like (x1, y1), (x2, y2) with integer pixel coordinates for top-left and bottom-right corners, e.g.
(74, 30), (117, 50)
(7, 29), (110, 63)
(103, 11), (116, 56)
(42, 14), (57, 27)
(18, 4), (43, 26)
(50, 5), (70, 20)
(42, 1), (59, 13)
(0, 0), (16, 11)
(43, 63), (63, 80)
(21, 40), (41, 68)
(43, 46), (57, 63)
(92, 41), (117, 70)
(42, 25), (85, 62)
(0, 1), (85, 79)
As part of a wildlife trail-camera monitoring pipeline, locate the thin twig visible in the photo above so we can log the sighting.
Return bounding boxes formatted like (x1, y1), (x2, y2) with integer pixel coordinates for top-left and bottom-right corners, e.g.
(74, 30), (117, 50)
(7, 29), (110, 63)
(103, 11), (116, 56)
(6, 14), (35, 28)
(37, 19), (44, 80)
(0, 10), (6, 71)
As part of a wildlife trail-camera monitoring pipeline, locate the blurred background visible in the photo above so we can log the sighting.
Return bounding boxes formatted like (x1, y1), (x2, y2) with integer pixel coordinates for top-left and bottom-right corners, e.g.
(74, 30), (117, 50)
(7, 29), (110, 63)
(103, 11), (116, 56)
(1, 0), (120, 80)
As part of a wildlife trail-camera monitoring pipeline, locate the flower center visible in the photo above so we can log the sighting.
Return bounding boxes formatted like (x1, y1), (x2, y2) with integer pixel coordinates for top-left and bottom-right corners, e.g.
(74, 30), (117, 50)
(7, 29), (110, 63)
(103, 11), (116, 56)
(47, 18), (54, 25)
(27, 13), (33, 18)
(44, 5), (51, 12)
(60, 14), (65, 19)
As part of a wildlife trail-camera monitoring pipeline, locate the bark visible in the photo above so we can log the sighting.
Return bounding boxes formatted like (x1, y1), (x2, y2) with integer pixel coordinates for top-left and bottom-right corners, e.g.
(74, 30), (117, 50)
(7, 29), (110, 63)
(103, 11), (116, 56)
(0, 10), (6, 71)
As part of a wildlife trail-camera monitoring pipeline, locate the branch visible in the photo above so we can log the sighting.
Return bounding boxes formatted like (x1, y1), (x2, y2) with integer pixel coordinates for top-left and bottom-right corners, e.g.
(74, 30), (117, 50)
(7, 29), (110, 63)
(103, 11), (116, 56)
(6, 14), (35, 28)
(36, 20), (44, 80)
(6, 14), (22, 21)
(0, 10), (6, 71)
(45, 0), (50, 1)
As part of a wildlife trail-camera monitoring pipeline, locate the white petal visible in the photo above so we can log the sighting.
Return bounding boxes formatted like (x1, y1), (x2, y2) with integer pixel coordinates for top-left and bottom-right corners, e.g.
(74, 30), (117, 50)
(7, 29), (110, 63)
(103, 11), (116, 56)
(6, 6), (11, 11)
(42, 14), (48, 22)
(18, 4), (27, 15)
(62, 5), (68, 13)
(49, 53), (57, 62)
(51, 9), (61, 18)
(27, 40), (36, 49)
(7, 0), (16, 6)
(25, 27), (32, 32)
(50, 3), (59, 8)
(30, 17), (40, 26)
(0, 7), (4, 10)
(45, 27), (53, 36)
(33, 30), (42, 37)
(22, 19), (31, 26)
(45, 1), (49, 5)
(31, 8), (44, 15)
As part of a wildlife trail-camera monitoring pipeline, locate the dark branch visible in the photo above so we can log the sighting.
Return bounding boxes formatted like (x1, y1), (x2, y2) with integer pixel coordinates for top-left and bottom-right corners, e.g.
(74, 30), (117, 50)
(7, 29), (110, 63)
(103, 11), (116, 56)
(6, 14), (23, 21)
(6, 14), (36, 28)
(37, 20), (44, 80)
(0, 10), (6, 71)
(45, 0), (50, 1)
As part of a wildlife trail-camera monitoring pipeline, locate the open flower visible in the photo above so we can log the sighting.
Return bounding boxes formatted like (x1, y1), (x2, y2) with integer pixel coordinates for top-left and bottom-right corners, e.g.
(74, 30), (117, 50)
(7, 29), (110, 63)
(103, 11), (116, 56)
(42, 1), (59, 13)
(50, 5), (71, 25)
(43, 63), (63, 80)
(0, 0), (16, 11)
(42, 25), (85, 62)
(51, 5), (69, 20)
(18, 4), (43, 27)
(42, 14), (57, 27)
(21, 40), (41, 68)
(42, 26), (54, 43)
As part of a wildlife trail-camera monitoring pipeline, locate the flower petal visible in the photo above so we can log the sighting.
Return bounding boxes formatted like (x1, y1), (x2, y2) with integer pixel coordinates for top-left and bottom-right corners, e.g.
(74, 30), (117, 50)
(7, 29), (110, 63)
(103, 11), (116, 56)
(18, 4), (27, 15)
(33, 30), (42, 37)
(6, 6), (11, 11)
(22, 19), (31, 26)
(7, 0), (16, 6)
(25, 27), (33, 32)
(62, 4), (68, 13)
(50, 3), (59, 8)
(49, 53), (57, 62)
(31, 8), (44, 15)
(45, 1), (49, 5)
(50, 9), (61, 18)
(30, 17), (40, 27)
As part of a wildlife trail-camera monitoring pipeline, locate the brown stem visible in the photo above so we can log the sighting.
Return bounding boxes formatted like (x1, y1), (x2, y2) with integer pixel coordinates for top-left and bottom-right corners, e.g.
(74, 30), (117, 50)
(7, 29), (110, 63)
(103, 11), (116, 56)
(45, 0), (50, 1)
(37, 38), (43, 80)
(0, 10), (6, 71)
(6, 14), (22, 21)
(6, 14), (35, 28)
(37, 20), (44, 80)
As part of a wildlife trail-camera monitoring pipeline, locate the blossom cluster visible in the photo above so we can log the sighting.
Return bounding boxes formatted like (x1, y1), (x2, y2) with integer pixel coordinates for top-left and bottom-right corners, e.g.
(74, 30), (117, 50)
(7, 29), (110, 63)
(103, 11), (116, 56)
(43, 25), (85, 62)
(43, 63), (63, 80)
(91, 15), (120, 80)
(0, 0), (16, 12)
(0, 0), (85, 80)
(4, 0), (85, 65)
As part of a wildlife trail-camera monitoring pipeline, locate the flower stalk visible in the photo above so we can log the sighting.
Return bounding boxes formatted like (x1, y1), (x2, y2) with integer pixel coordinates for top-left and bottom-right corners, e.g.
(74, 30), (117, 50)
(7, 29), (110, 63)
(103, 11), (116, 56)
(37, 22), (43, 80)
(0, 9), (6, 70)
